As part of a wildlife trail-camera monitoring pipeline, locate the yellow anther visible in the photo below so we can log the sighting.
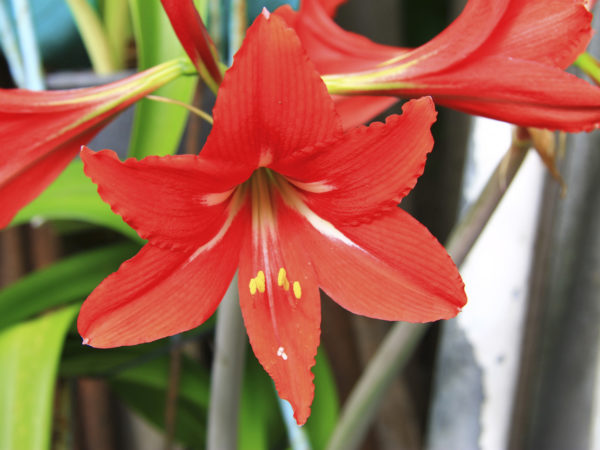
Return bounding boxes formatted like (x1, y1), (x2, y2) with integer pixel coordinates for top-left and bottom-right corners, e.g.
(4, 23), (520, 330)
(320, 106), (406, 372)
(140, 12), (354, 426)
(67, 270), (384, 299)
(256, 270), (266, 293)
(277, 268), (287, 287)
(293, 281), (302, 299)
(249, 278), (257, 295)
(283, 279), (290, 291)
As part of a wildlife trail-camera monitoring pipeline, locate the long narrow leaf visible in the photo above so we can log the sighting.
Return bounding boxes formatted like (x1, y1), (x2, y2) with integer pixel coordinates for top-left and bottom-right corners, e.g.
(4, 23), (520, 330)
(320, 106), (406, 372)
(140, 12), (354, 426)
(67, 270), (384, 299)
(100, 0), (130, 70)
(304, 348), (339, 448)
(0, 305), (77, 450)
(110, 354), (210, 447)
(239, 353), (285, 450)
(0, 0), (25, 86)
(0, 242), (139, 330)
(65, 0), (116, 73)
(127, 0), (199, 158)
(11, 0), (45, 89)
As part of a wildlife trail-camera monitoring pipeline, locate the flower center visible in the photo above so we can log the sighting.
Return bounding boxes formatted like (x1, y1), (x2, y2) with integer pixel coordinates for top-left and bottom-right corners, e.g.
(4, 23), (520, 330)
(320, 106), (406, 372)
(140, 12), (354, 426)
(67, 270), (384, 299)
(246, 168), (304, 297)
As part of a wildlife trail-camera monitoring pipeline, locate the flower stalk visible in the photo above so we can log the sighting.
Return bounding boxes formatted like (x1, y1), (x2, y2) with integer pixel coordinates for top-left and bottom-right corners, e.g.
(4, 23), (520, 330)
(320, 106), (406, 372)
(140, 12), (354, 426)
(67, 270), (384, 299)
(574, 52), (600, 85)
(325, 128), (532, 450)
(207, 275), (247, 450)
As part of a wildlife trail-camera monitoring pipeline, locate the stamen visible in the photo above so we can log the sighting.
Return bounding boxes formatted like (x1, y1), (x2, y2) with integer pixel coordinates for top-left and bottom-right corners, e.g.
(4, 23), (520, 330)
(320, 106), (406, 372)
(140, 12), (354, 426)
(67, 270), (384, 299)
(293, 281), (302, 299)
(277, 268), (287, 286)
(277, 267), (291, 291)
(249, 270), (266, 295)
(256, 270), (266, 293)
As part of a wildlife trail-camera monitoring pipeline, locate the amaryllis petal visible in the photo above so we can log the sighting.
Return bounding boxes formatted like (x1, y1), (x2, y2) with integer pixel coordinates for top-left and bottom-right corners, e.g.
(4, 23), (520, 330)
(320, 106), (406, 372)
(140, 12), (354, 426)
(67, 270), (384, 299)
(161, 0), (222, 87)
(275, 97), (436, 223)
(281, 0), (600, 131)
(81, 147), (249, 249)
(475, 0), (592, 69)
(333, 95), (399, 130)
(307, 207), (465, 322)
(78, 206), (247, 348)
(318, 0), (346, 17)
(201, 12), (342, 169)
(238, 199), (321, 426)
(1, 126), (102, 230)
(277, 0), (508, 76)
(407, 56), (600, 132)
(275, 2), (402, 74)
(0, 59), (187, 229)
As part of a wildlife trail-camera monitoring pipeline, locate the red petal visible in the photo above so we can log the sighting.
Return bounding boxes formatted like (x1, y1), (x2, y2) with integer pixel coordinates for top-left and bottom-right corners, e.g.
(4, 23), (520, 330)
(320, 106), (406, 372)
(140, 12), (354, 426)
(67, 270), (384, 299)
(78, 206), (248, 348)
(81, 147), (249, 249)
(304, 207), (466, 322)
(318, 0), (346, 17)
(476, 0), (592, 70)
(333, 95), (399, 130)
(274, 2), (402, 74)
(283, 0), (596, 129)
(238, 200), (321, 425)
(201, 12), (342, 169)
(275, 97), (437, 224)
(0, 63), (183, 229)
(0, 126), (101, 228)
(391, 0), (510, 78)
(403, 57), (600, 132)
(279, 0), (508, 76)
(161, 0), (222, 83)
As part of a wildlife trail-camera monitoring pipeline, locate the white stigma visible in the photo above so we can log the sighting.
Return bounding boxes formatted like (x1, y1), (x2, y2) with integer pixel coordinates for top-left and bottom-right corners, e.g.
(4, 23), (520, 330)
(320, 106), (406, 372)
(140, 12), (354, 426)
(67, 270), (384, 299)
(277, 346), (288, 361)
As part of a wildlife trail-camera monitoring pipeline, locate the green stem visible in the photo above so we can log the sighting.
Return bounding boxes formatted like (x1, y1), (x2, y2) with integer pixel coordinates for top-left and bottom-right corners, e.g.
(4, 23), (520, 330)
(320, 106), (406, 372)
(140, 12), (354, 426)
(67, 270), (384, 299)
(206, 275), (247, 450)
(164, 335), (182, 450)
(65, 0), (116, 74)
(573, 52), (600, 86)
(325, 128), (531, 450)
(228, 0), (246, 63)
(145, 95), (214, 125)
(444, 127), (531, 265)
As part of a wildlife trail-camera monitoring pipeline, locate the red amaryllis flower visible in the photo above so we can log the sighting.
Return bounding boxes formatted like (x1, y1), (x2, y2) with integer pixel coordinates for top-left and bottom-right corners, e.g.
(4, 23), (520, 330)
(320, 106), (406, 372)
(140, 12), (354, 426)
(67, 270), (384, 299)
(78, 12), (466, 424)
(0, 59), (189, 229)
(161, 0), (223, 89)
(277, 0), (600, 132)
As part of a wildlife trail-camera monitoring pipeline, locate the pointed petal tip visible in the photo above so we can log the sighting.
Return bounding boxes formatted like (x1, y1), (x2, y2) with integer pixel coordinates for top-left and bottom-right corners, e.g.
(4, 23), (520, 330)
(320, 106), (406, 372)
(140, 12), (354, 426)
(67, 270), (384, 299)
(294, 407), (310, 426)
(81, 337), (90, 346)
(401, 96), (437, 121)
(261, 7), (271, 19)
(79, 145), (93, 158)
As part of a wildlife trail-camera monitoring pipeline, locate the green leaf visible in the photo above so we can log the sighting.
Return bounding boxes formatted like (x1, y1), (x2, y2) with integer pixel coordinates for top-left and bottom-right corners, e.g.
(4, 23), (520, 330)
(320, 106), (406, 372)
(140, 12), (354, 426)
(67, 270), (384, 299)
(239, 352), (286, 450)
(60, 339), (163, 378)
(0, 242), (139, 330)
(0, 305), (77, 450)
(100, 0), (132, 70)
(304, 347), (340, 449)
(65, 0), (117, 74)
(60, 325), (212, 378)
(127, 0), (198, 158)
(109, 352), (210, 447)
(238, 347), (340, 450)
(11, 160), (142, 241)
